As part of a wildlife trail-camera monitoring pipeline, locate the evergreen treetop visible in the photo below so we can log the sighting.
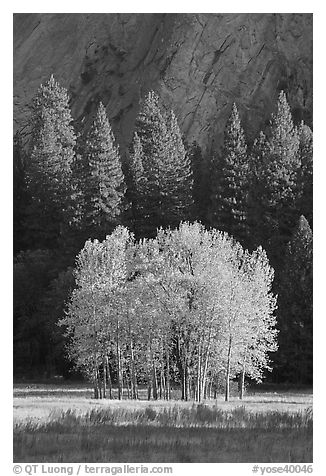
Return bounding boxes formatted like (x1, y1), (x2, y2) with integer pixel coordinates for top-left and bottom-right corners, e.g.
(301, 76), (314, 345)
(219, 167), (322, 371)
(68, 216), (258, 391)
(25, 75), (77, 249)
(128, 132), (147, 233)
(82, 102), (126, 236)
(132, 91), (193, 236)
(296, 122), (313, 226)
(30, 75), (76, 170)
(266, 91), (300, 202)
(210, 103), (249, 243)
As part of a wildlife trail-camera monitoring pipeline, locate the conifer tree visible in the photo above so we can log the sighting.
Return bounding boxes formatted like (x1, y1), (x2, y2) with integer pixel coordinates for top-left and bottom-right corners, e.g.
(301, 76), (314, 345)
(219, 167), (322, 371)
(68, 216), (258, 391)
(128, 132), (147, 237)
(246, 131), (271, 249)
(132, 91), (165, 236)
(133, 91), (193, 237)
(81, 102), (126, 240)
(25, 75), (76, 249)
(296, 122), (313, 227)
(260, 91), (300, 264)
(162, 110), (193, 227)
(268, 91), (299, 174)
(276, 215), (313, 383)
(210, 103), (249, 244)
(265, 91), (300, 204)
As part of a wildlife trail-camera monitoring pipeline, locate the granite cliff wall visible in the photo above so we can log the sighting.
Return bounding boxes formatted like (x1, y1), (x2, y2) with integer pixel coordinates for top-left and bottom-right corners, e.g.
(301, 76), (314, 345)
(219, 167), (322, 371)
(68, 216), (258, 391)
(13, 13), (313, 155)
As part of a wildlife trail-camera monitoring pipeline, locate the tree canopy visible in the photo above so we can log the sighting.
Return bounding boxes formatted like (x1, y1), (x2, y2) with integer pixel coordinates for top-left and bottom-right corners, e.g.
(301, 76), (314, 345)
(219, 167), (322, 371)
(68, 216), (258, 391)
(61, 223), (278, 400)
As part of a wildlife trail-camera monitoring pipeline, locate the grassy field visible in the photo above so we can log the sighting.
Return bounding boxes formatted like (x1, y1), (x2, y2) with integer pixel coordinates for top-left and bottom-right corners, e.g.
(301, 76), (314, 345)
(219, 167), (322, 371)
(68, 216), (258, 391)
(13, 383), (313, 463)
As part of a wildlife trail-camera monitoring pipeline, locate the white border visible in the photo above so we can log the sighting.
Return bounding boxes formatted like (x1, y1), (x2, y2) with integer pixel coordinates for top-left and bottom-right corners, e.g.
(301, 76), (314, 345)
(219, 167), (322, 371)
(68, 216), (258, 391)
(4, 2), (325, 473)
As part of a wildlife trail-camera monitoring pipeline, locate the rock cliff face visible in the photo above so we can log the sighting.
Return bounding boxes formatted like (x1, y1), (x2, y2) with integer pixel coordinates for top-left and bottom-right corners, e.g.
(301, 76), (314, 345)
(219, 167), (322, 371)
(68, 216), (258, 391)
(13, 13), (312, 155)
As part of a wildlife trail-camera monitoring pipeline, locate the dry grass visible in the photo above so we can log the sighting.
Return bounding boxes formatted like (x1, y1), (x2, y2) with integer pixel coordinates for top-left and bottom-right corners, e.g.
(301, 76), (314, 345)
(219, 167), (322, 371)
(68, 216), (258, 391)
(13, 384), (312, 422)
(13, 383), (313, 463)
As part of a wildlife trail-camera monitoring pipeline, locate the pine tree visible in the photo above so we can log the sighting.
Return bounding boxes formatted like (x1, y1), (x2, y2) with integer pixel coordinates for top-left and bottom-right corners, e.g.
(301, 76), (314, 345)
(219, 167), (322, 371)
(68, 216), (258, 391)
(162, 110), (193, 227)
(25, 75), (76, 249)
(81, 102), (126, 240)
(128, 132), (147, 237)
(210, 103), (249, 243)
(275, 215), (313, 383)
(296, 122), (313, 227)
(268, 91), (299, 174)
(132, 91), (165, 236)
(133, 91), (193, 236)
(260, 91), (300, 265)
(246, 97), (312, 385)
(266, 91), (300, 203)
(247, 131), (271, 249)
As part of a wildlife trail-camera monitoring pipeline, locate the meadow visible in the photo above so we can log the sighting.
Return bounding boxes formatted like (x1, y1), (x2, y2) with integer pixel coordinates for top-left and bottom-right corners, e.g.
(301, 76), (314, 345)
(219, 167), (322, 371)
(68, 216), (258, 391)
(13, 383), (313, 463)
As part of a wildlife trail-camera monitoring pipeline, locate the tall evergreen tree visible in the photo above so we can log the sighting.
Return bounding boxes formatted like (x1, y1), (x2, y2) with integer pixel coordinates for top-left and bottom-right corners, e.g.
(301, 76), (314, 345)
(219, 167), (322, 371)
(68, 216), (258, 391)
(25, 75), (76, 249)
(246, 131), (271, 249)
(261, 91), (300, 264)
(132, 91), (193, 237)
(81, 102), (126, 240)
(132, 91), (166, 236)
(162, 110), (193, 227)
(296, 122), (313, 227)
(128, 132), (147, 237)
(275, 215), (313, 383)
(210, 103), (249, 243)
(268, 91), (299, 174)
(246, 97), (312, 385)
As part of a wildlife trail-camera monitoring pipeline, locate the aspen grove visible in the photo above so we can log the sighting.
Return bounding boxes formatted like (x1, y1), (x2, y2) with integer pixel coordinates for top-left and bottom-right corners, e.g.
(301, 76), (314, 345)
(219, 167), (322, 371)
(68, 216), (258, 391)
(60, 222), (278, 401)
